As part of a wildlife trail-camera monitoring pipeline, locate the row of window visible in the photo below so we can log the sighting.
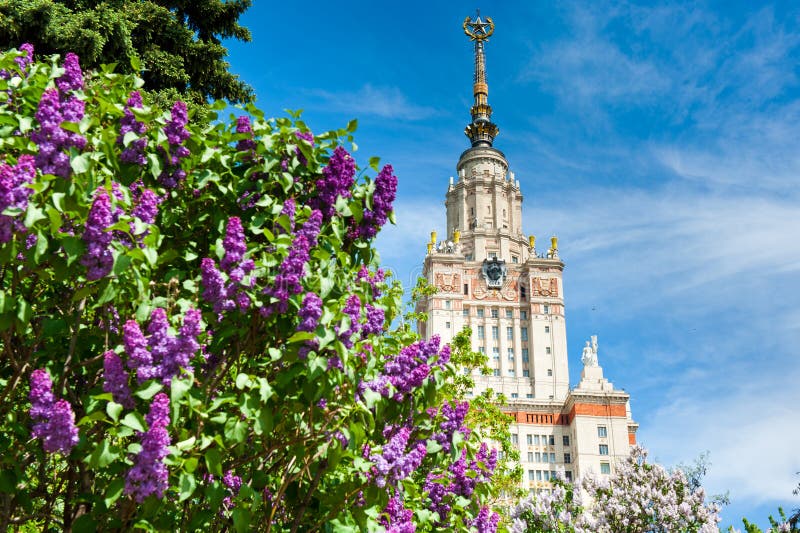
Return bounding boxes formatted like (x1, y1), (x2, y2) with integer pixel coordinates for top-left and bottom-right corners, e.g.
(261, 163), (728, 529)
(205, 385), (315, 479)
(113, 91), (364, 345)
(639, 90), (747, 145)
(476, 326), (533, 341)
(528, 470), (572, 482)
(512, 434), (570, 447)
(525, 452), (571, 464)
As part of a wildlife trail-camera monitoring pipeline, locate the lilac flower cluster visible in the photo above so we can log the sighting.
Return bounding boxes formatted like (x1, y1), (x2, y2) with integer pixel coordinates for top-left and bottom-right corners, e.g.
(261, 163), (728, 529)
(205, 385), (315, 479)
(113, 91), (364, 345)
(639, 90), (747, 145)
(103, 350), (134, 408)
(80, 187), (114, 280)
(123, 307), (203, 385)
(357, 266), (385, 298)
(0, 155), (35, 243)
(31, 53), (86, 178)
(201, 217), (255, 316)
(158, 101), (190, 187)
(263, 211), (322, 316)
(297, 292), (323, 332)
(369, 425), (426, 489)
(222, 469), (243, 510)
(294, 130), (314, 166)
(431, 401), (469, 452)
(366, 335), (451, 400)
(2, 43), (34, 78)
(471, 506), (500, 533)
(276, 198), (295, 233)
(131, 182), (161, 224)
(361, 304), (385, 338)
(350, 164), (398, 240)
(380, 497), (415, 533)
(235, 116), (256, 153)
(28, 369), (79, 454)
(119, 91), (148, 165)
(424, 443), (497, 523)
(310, 146), (355, 220)
(125, 393), (170, 502)
(337, 294), (362, 348)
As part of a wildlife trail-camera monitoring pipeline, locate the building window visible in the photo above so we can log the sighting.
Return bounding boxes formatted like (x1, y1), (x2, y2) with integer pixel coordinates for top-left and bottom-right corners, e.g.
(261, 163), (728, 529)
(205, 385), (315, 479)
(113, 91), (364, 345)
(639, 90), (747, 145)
(545, 325), (550, 333)
(543, 471), (550, 481)
(508, 369), (515, 376)
(463, 283), (469, 295)
(547, 369), (552, 376)
(478, 347), (485, 354)
(446, 322), (451, 329)
(507, 349), (514, 361)
(489, 252), (497, 259)
(492, 347), (499, 359)
(491, 309), (498, 318)
(492, 326), (499, 339)
(565, 471), (573, 482)
(512, 255), (518, 263)
(536, 470), (542, 481)
(505, 309), (513, 319)
(549, 435), (555, 446)
(526, 434), (533, 445)
(550, 453), (556, 463)
(550, 470), (557, 480)
(598, 426), (607, 438)
(528, 470), (535, 481)
(563, 436), (570, 446)
(507, 327), (513, 340)
(528, 452), (534, 462)
(522, 349), (529, 362)
(445, 300), (451, 309)
(521, 310), (528, 320)
(493, 369), (500, 376)
(521, 285), (527, 300)
(535, 452), (541, 462)
(463, 309), (468, 317)
(511, 393), (518, 398)
(521, 328), (528, 341)
(477, 326), (485, 339)
(511, 434), (518, 445)
(543, 304), (550, 314)
(599, 445), (609, 455)
(526, 393), (533, 398)
(564, 453), (571, 464)
(600, 462), (611, 475)
(546, 346), (551, 354)
(477, 309), (484, 318)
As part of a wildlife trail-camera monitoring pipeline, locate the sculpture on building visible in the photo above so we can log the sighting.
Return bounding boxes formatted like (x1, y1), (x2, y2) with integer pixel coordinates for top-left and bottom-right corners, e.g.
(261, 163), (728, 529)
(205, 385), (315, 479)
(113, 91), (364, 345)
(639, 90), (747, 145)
(581, 335), (599, 367)
(481, 257), (507, 289)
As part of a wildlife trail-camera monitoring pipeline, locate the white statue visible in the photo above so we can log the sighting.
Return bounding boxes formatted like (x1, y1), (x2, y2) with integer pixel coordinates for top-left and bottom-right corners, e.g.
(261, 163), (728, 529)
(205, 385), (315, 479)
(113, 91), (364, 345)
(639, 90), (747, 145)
(581, 335), (599, 367)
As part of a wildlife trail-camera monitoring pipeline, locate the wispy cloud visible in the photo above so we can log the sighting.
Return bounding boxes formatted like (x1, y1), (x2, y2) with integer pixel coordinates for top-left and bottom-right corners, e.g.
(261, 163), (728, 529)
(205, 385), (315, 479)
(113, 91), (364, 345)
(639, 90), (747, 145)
(304, 84), (440, 120)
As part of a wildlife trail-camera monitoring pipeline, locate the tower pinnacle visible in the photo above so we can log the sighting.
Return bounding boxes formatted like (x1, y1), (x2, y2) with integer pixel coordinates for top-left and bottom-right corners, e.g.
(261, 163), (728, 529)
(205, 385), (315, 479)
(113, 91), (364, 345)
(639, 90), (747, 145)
(463, 12), (499, 147)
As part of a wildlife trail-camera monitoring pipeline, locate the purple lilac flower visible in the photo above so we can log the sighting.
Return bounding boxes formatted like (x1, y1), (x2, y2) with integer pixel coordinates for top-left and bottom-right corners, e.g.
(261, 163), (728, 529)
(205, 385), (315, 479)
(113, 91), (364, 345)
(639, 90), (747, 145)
(131, 185), (160, 224)
(14, 43), (34, 73)
(159, 101), (190, 187)
(80, 187), (114, 280)
(297, 209), (322, 246)
(432, 401), (470, 453)
(119, 91), (148, 165)
(201, 258), (234, 314)
(361, 304), (385, 337)
(0, 155), (35, 243)
(103, 351), (134, 408)
(294, 130), (314, 166)
(374, 336), (444, 400)
(263, 235), (309, 316)
(124, 320), (156, 383)
(297, 292), (323, 332)
(310, 146), (355, 220)
(381, 497), (414, 533)
(161, 308), (202, 385)
(424, 473), (451, 521)
(369, 426), (426, 489)
(357, 266), (385, 298)
(277, 198), (296, 233)
(56, 53), (84, 93)
(327, 356), (343, 371)
(125, 393), (170, 502)
(472, 506), (500, 533)
(31, 89), (86, 177)
(236, 116), (256, 153)
(221, 217), (246, 272)
(350, 164), (398, 240)
(28, 369), (79, 454)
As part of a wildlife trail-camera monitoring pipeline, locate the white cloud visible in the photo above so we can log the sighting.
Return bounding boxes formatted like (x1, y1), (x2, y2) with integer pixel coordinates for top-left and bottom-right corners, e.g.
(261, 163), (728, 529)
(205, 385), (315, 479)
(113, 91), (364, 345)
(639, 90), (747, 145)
(304, 84), (440, 120)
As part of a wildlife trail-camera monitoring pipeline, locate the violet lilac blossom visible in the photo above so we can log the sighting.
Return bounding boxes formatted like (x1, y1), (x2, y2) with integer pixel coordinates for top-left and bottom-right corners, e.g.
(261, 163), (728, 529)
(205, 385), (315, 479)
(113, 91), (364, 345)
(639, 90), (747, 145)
(350, 164), (398, 240)
(0, 155), (35, 243)
(119, 91), (148, 165)
(28, 369), (79, 454)
(80, 187), (114, 280)
(309, 146), (355, 220)
(103, 351), (134, 408)
(158, 101), (190, 187)
(125, 393), (170, 502)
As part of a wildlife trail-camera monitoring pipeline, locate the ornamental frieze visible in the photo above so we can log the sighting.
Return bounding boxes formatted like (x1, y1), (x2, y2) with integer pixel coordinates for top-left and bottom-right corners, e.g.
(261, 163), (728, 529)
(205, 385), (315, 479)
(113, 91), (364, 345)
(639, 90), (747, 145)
(434, 272), (461, 293)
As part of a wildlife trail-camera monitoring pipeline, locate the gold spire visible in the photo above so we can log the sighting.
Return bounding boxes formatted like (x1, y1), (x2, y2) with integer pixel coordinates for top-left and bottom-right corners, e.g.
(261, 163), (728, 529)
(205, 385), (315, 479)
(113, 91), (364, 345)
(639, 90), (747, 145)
(463, 11), (499, 147)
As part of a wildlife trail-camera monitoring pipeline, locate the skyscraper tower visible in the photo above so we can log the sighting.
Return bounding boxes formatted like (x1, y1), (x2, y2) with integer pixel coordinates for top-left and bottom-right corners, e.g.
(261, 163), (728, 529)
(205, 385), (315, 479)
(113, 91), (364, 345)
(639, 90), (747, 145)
(417, 13), (638, 492)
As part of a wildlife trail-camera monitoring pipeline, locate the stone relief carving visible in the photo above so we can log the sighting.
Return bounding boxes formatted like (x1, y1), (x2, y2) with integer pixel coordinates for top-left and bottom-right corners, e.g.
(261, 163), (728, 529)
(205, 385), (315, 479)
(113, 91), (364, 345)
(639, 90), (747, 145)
(434, 273), (461, 293)
(532, 277), (559, 297)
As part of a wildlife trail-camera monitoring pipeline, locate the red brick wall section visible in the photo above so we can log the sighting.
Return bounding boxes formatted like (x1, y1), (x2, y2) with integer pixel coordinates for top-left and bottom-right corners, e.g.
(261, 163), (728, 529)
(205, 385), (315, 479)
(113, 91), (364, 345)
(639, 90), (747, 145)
(507, 403), (628, 425)
(628, 432), (636, 444)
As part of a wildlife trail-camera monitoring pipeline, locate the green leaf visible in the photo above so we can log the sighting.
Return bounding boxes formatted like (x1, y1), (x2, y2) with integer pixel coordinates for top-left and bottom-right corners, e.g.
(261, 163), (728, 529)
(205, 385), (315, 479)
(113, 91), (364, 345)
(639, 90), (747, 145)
(368, 156), (381, 171)
(134, 381), (162, 400)
(23, 205), (45, 228)
(120, 412), (146, 433)
(178, 471), (196, 502)
(346, 119), (358, 132)
(104, 478), (125, 508)
(233, 508), (251, 533)
(70, 153), (91, 174)
(0, 469), (17, 493)
(34, 231), (47, 263)
(205, 448), (222, 476)
(224, 418), (247, 444)
(15, 297), (31, 325)
(175, 436), (196, 451)
(71, 514), (97, 533)
(426, 439), (443, 454)
(235, 373), (251, 390)
(106, 401), (123, 422)
(87, 439), (119, 468)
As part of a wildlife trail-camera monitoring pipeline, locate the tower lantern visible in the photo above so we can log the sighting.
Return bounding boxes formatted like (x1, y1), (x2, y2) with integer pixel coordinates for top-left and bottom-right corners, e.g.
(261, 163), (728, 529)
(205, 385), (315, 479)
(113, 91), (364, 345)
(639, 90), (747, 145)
(463, 11), (499, 147)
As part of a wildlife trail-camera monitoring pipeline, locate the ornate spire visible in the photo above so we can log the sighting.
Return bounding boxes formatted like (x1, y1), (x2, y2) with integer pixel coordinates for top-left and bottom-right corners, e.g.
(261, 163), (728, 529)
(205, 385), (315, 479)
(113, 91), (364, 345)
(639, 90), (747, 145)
(463, 11), (499, 147)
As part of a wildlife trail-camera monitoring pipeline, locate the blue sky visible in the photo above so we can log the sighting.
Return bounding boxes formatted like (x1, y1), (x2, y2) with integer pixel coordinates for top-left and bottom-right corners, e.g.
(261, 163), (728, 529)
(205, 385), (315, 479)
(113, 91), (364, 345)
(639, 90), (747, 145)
(225, 1), (800, 527)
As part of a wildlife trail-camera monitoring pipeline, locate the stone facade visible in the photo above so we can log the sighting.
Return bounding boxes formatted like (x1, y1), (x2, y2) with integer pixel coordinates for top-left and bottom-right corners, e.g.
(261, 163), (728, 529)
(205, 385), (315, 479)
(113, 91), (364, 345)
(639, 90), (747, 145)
(416, 14), (638, 495)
